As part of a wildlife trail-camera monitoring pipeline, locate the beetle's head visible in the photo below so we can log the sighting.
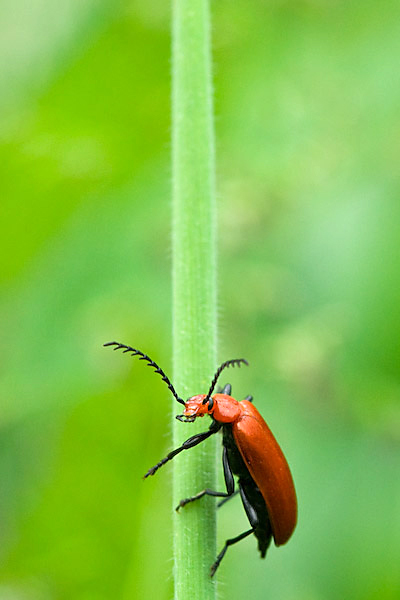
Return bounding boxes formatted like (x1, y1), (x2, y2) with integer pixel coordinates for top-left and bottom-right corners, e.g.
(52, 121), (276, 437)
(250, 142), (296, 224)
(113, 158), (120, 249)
(175, 359), (249, 422)
(176, 394), (211, 422)
(176, 390), (243, 424)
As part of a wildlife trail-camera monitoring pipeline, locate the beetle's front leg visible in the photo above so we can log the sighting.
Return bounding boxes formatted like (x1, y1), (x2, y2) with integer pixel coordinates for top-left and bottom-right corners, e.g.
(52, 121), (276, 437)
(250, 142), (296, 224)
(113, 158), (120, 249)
(176, 446), (235, 510)
(144, 420), (221, 478)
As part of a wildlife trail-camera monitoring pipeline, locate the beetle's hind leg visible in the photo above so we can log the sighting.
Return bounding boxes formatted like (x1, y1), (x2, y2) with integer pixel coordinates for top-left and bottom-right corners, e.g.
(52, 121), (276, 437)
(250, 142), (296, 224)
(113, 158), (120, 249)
(176, 446), (234, 511)
(210, 528), (254, 577)
(210, 484), (262, 576)
(238, 483), (259, 529)
(239, 481), (272, 558)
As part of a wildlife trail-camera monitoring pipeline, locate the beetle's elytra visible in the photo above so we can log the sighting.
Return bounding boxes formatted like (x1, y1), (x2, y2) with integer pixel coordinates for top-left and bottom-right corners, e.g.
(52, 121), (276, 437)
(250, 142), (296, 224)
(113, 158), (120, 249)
(104, 341), (297, 576)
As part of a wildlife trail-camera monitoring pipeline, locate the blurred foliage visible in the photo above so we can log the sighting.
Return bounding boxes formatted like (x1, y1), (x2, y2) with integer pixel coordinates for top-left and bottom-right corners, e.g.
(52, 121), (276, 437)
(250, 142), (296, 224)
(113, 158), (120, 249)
(1, 0), (399, 599)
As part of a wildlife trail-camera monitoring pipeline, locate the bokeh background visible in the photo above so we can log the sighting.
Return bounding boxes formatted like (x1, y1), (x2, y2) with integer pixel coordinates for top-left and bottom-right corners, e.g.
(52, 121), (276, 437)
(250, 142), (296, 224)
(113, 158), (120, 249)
(1, 1), (399, 599)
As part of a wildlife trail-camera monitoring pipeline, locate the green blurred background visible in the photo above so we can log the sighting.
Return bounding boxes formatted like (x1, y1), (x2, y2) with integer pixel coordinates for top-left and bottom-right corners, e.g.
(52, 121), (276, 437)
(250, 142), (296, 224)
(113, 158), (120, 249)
(1, 1), (399, 598)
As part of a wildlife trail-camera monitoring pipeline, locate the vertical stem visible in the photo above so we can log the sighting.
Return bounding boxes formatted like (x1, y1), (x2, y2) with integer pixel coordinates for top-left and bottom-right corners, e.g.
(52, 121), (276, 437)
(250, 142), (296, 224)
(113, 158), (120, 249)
(172, 0), (217, 598)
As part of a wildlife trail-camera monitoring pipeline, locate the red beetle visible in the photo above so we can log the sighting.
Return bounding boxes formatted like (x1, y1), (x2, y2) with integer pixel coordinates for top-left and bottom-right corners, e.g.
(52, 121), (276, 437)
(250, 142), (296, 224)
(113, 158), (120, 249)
(105, 342), (297, 575)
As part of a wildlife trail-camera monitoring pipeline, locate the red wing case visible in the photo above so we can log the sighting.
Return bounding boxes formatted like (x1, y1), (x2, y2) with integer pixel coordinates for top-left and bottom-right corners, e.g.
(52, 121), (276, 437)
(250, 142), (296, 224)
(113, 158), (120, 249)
(233, 400), (297, 545)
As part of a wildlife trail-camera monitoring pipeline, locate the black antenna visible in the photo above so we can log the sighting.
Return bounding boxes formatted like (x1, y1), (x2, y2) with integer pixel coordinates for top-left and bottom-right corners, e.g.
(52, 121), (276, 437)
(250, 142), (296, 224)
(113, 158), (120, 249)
(202, 358), (249, 405)
(104, 341), (185, 406)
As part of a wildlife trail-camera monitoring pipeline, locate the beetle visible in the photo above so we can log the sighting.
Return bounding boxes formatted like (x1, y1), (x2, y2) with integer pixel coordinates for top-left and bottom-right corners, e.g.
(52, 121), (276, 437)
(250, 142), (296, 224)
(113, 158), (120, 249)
(104, 341), (297, 576)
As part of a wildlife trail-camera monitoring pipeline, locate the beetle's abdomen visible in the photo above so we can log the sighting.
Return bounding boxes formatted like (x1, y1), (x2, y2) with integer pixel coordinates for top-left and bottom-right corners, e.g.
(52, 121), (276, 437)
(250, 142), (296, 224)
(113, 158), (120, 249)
(233, 401), (297, 546)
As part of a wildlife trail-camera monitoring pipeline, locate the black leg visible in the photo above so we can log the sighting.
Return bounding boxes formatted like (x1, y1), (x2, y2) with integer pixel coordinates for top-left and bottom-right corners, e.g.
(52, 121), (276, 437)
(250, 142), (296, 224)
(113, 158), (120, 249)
(217, 489), (239, 508)
(222, 446), (234, 493)
(176, 446), (235, 510)
(210, 528), (254, 577)
(239, 481), (272, 558)
(176, 487), (233, 511)
(217, 384), (232, 395)
(239, 484), (259, 529)
(144, 420), (221, 478)
(244, 395), (253, 403)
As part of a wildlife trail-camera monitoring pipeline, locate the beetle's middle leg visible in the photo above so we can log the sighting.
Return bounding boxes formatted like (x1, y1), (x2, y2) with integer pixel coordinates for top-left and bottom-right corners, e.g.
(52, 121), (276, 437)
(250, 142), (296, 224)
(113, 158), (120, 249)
(176, 446), (234, 511)
(217, 489), (239, 507)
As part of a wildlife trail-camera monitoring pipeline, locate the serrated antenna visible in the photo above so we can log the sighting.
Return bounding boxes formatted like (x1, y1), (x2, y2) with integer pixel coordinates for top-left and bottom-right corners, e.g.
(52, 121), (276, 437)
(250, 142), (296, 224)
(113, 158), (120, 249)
(104, 341), (185, 406)
(202, 358), (249, 405)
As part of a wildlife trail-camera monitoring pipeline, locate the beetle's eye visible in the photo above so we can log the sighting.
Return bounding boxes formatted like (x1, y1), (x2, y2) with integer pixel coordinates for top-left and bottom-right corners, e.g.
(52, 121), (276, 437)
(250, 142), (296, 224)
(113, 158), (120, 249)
(208, 397), (214, 411)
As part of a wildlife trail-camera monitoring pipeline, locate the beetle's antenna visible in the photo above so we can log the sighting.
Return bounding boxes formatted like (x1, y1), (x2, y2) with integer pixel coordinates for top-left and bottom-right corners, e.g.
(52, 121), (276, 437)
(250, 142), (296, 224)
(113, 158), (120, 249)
(104, 341), (186, 406)
(202, 358), (248, 405)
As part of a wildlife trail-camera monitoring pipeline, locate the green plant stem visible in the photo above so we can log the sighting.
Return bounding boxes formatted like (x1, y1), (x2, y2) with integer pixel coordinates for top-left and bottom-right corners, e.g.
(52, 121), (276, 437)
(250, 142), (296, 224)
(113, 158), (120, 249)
(172, 0), (217, 598)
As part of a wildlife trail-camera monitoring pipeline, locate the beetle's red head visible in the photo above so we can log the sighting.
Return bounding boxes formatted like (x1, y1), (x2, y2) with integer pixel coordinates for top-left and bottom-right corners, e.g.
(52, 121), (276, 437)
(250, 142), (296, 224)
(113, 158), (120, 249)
(176, 395), (210, 422)
(175, 358), (249, 422)
(177, 393), (243, 423)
